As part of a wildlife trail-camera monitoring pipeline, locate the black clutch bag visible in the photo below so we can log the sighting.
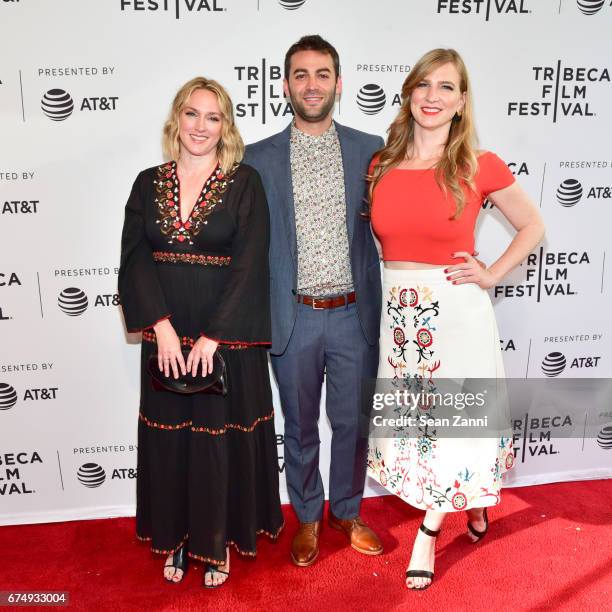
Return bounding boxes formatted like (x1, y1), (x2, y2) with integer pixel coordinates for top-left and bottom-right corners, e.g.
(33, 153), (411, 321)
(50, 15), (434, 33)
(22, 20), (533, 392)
(147, 349), (227, 396)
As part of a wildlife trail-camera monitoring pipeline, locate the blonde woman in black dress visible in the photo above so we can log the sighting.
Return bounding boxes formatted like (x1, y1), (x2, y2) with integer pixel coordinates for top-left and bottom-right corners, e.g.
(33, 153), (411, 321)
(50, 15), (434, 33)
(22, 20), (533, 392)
(119, 77), (283, 588)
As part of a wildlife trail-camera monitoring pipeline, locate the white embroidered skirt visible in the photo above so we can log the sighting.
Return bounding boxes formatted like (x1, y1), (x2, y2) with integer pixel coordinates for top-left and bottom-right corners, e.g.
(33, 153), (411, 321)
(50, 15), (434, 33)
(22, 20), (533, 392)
(367, 267), (514, 512)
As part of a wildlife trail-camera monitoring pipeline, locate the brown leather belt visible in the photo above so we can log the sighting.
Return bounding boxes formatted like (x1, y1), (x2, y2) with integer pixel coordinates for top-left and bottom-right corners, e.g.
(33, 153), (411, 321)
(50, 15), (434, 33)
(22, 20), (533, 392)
(296, 291), (356, 310)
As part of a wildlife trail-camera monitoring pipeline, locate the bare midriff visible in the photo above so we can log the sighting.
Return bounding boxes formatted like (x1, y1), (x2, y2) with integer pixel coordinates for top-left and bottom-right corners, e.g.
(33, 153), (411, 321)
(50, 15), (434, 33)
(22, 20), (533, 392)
(383, 260), (445, 270)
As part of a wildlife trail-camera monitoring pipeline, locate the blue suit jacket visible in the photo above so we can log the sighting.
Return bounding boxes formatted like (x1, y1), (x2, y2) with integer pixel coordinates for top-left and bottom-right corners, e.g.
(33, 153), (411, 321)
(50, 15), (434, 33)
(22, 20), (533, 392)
(244, 121), (383, 356)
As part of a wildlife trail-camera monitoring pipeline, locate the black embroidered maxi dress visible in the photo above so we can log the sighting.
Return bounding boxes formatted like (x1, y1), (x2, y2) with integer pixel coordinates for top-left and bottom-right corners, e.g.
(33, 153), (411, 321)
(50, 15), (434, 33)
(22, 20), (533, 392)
(118, 161), (283, 565)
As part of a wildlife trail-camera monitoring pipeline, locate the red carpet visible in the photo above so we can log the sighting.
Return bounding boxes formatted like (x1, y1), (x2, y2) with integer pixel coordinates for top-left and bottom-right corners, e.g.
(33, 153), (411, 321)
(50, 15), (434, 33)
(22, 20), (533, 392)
(1, 480), (611, 611)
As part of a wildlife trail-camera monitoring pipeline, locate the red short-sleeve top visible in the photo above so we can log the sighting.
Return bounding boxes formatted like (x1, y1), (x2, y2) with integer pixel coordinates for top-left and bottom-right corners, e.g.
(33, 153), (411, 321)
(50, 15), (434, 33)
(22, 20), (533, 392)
(370, 152), (515, 265)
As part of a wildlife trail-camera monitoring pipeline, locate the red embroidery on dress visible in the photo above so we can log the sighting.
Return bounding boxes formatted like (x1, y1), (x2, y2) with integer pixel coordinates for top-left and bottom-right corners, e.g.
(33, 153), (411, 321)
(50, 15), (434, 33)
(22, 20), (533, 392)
(200, 334), (271, 347)
(153, 251), (231, 266)
(142, 330), (250, 350)
(154, 161), (238, 245)
(136, 522), (284, 563)
(138, 410), (275, 435)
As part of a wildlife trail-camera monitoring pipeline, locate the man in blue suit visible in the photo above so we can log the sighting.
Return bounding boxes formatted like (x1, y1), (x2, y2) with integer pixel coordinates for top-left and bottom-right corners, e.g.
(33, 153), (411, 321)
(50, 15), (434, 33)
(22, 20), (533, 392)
(244, 35), (383, 567)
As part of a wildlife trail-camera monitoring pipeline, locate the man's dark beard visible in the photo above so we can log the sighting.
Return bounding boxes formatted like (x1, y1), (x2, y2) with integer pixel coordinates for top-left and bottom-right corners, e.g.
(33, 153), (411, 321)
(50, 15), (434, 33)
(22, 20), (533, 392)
(288, 86), (337, 123)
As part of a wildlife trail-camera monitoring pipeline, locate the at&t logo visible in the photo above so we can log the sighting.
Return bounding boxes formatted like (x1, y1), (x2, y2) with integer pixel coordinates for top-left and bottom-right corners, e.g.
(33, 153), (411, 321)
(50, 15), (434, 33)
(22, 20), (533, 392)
(279, 0), (306, 8)
(357, 84), (386, 115)
(1, 201), (39, 215)
(41, 88), (118, 121)
(58, 288), (88, 316)
(41, 89), (74, 121)
(597, 425), (612, 449)
(57, 287), (120, 315)
(0, 382), (59, 407)
(111, 468), (137, 480)
(556, 179), (582, 206)
(541, 352), (566, 377)
(540, 351), (601, 376)
(577, 0), (611, 15)
(555, 179), (611, 206)
(77, 463), (106, 488)
(0, 383), (18, 410)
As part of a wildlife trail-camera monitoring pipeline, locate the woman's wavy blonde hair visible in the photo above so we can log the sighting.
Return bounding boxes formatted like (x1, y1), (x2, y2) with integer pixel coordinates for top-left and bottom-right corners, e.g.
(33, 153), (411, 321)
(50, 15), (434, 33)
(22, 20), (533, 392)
(369, 48), (478, 219)
(162, 77), (244, 174)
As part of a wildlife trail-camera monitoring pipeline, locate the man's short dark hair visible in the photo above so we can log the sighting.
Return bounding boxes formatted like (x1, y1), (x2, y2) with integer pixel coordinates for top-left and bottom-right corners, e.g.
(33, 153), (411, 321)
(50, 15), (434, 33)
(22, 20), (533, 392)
(284, 35), (341, 80)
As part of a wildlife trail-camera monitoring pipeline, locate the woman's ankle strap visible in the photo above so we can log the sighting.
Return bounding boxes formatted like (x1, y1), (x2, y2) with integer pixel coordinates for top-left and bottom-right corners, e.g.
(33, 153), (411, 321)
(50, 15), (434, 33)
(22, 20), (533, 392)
(419, 523), (441, 538)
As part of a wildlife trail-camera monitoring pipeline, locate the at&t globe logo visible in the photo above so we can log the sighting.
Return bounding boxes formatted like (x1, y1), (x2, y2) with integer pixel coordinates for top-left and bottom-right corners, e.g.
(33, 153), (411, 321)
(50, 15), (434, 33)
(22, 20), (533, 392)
(0, 383), (18, 410)
(279, 0), (306, 8)
(556, 179), (583, 207)
(58, 287), (88, 316)
(541, 352), (567, 377)
(41, 89), (74, 121)
(357, 84), (386, 115)
(597, 425), (612, 449)
(577, 0), (606, 15)
(77, 463), (106, 488)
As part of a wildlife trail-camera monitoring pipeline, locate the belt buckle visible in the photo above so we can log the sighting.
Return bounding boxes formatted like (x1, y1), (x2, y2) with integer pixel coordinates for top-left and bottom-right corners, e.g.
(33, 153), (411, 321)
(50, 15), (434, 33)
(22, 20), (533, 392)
(311, 297), (324, 310)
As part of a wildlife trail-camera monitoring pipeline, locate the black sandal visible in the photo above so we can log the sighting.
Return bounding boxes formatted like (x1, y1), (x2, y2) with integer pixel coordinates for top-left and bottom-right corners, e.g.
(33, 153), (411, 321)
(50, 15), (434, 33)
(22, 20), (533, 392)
(405, 523), (440, 590)
(467, 507), (489, 542)
(164, 545), (188, 583)
(203, 563), (230, 588)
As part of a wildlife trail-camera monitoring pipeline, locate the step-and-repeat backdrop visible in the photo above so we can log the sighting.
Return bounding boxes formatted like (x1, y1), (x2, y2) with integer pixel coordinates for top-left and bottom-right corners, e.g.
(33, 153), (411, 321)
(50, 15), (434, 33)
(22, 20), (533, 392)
(1, 0), (611, 525)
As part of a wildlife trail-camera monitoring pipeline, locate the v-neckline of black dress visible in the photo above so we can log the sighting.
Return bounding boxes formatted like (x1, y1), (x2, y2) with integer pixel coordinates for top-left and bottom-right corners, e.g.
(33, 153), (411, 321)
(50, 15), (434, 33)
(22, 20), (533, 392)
(174, 161), (221, 226)
(155, 161), (235, 245)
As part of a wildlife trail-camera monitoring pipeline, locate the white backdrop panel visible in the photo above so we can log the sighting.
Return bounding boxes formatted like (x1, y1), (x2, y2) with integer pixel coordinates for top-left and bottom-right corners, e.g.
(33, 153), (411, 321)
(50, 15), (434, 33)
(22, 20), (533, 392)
(0, 0), (611, 525)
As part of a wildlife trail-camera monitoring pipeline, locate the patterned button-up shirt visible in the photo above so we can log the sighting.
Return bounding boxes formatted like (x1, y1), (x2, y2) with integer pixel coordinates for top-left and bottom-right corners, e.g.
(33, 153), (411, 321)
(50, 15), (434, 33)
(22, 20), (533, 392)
(290, 122), (354, 297)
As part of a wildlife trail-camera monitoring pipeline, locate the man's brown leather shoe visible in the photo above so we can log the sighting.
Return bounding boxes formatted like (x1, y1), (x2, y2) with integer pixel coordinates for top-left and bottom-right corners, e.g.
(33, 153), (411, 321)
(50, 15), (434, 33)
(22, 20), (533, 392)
(291, 521), (321, 567)
(328, 512), (383, 555)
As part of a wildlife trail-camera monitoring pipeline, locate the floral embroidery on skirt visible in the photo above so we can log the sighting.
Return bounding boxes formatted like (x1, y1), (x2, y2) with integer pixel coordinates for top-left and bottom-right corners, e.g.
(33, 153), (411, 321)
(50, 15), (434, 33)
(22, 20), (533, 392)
(367, 268), (514, 512)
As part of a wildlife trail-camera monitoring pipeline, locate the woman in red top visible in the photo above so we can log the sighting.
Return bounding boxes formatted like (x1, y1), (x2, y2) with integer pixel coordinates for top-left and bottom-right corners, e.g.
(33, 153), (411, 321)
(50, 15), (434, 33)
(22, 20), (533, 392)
(367, 49), (544, 590)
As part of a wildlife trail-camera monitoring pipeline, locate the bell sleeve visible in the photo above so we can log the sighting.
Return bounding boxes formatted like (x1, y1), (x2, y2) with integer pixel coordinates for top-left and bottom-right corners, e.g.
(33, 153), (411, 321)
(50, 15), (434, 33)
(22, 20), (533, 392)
(118, 170), (170, 332)
(201, 168), (271, 346)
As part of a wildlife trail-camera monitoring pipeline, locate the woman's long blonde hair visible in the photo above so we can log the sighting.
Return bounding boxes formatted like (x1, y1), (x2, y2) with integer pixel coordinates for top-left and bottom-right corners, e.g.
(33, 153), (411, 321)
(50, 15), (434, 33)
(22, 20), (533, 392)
(162, 77), (244, 174)
(369, 49), (478, 219)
